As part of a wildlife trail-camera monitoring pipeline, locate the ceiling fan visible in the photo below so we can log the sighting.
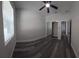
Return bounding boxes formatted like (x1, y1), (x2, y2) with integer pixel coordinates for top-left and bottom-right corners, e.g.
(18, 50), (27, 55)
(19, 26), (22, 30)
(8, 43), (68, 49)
(39, 1), (58, 13)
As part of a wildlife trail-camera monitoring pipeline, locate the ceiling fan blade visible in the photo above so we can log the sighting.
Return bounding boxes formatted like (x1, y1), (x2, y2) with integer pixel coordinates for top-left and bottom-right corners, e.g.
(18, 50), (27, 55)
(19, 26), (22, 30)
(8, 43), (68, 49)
(49, 1), (51, 3)
(47, 8), (49, 13)
(42, 1), (47, 3)
(39, 5), (45, 11)
(50, 5), (58, 9)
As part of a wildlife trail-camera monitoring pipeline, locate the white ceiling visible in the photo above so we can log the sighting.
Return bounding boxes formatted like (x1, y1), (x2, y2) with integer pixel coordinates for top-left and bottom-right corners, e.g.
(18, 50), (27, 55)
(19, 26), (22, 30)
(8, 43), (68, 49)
(14, 1), (74, 14)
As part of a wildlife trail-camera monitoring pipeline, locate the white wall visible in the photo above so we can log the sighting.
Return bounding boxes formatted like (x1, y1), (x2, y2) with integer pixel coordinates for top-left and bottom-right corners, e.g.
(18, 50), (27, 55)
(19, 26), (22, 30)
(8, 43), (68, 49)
(0, 2), (5, 57)
(16, 9), (46, 42)
(70, 2), (79, 57)
(0, 2), (16, 57)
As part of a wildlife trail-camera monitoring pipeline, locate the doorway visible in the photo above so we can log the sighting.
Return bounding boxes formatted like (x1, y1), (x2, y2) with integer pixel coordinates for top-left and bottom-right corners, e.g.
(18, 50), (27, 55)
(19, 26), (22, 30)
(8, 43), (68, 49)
(67, 20), (72, 46)
(61, 20), (72, 46)
(61, 21), (66, 36)
(52, 22), (58, 38)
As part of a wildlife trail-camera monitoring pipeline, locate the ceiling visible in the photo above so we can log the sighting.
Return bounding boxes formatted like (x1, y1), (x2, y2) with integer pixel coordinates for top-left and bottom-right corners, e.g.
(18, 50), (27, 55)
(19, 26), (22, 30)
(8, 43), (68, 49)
(14, 1), (74, 14)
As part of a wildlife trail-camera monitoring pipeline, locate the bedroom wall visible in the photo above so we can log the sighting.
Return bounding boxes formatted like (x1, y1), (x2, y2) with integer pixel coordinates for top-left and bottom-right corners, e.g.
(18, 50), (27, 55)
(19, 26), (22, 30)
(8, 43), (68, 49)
(70, 2), (79, 57)
(16, 9), (46, 42)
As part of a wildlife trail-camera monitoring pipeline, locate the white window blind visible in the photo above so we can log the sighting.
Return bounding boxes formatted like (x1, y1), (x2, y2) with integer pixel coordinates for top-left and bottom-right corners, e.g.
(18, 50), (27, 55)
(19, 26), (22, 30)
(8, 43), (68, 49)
(2, 1), (14, 45)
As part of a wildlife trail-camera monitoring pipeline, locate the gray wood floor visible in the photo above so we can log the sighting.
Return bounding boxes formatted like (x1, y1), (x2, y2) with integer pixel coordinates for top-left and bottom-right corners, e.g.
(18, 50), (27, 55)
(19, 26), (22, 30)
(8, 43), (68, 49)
(13, 35), (76, 58)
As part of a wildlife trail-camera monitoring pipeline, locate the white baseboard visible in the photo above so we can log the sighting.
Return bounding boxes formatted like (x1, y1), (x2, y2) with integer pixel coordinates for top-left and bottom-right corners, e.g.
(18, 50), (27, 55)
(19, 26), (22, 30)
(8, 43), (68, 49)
(16, 35), (47, 42)
(71, 43), (79, 58)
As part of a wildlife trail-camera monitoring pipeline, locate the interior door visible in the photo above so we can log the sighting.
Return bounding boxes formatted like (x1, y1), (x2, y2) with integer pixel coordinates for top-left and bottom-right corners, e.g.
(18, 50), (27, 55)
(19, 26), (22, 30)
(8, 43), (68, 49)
(61, 21), (66, 36)
(67, 20), (72, 46)
(52, 22), (54, 36)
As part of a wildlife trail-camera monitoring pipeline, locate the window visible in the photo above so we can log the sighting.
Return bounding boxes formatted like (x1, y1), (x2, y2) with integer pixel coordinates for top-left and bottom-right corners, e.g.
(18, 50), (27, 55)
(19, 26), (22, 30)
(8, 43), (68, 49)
(2, 1), (14, 45)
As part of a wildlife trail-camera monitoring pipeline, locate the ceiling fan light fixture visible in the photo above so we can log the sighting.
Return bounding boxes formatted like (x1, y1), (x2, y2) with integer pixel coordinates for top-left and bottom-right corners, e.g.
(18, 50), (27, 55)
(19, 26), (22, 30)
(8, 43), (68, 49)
(46, 3), (50, 8)
(39, 1), (58, 13)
